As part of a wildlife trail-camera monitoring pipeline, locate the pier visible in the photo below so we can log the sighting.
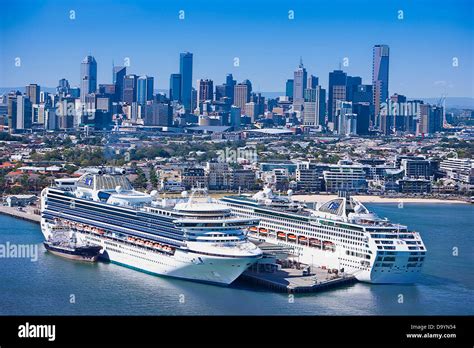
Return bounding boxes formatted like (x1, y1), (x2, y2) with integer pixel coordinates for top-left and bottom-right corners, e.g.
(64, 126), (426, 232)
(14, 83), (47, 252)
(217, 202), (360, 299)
(240, 265), (357, 293)
(0, 205), (41, 223)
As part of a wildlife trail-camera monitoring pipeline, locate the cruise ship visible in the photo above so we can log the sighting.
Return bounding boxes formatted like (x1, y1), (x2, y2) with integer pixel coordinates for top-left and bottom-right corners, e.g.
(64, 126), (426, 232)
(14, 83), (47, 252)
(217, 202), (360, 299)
(220, 187), (427, 283)
(40, 168), (262, 285)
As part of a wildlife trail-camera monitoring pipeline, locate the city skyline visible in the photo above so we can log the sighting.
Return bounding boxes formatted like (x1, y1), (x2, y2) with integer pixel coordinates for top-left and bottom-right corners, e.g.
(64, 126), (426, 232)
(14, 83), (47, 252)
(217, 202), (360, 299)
(0, 0), (473, 98)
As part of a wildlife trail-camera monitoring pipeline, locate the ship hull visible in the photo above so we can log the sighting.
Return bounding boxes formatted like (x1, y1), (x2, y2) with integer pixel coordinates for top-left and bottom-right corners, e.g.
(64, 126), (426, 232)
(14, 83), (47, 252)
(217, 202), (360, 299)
(43, 243), (101, 262)
(41, 221), (256, 285)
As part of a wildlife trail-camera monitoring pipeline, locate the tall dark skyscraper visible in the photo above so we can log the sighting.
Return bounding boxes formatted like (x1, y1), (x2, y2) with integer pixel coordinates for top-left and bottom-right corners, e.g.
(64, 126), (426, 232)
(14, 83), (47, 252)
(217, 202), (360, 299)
(113, 66), (126, 102)
(179, 52), (193, 112)
(137, 75), (154, 104)
(80, 55), (97, 103)
(285, 79), (294, 99)
(328, 70), (347, 122)
(25, 84), (40, 104)
(225, 73), (236, 104)
(169, 73), (181, 102)
(372, 44), (390, 118)
(345, 76), (362, 102)
(122, 74), (138, 104)
(352, 84), (373, 104)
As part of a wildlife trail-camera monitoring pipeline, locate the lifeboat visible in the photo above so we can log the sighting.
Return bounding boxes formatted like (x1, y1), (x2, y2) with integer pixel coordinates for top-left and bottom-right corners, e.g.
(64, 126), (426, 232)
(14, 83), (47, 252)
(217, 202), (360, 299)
(323, 241), (335, 250)
(309, 238), (321, 246)
(277, 232), (286, 238)
(249, 226), (258, 232)
(298, 235), (307, 242)
(259, 228), (268, 234)
(288, 234), (297, 241)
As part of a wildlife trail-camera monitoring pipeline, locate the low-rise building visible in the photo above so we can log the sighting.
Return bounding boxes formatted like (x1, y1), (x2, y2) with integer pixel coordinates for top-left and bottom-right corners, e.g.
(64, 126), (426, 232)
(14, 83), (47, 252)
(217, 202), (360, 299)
(398, 178), (432, 194)
(323, 166), (368, 193)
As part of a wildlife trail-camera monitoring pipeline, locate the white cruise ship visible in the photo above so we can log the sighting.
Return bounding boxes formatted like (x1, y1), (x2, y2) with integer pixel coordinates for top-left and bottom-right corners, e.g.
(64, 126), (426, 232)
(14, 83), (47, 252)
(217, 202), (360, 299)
(220, 187), (427, 283)
(40, 168), (262, 285)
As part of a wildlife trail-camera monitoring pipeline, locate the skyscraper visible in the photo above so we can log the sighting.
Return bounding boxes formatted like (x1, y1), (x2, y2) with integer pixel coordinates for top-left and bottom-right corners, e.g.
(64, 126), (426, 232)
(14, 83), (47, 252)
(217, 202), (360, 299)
(113, 66), (126, 102)
(285, 79), (294, 99)
(303, 86), (326, 127)
(230, 106), (241, 130)
(179, 52), (193, 112)
(57, 78), (70, 96)
(80, 55), (97, 103)
(137, 75), (154, 105)
(169, 73), (181, 102)
(328, 70), (347, 123)
(335, 100), (354, 135)
(345, 76), (362, 102)
(352, 102), (371, 135)
(307, 75), (319, 89)
(372, 44), (390, 119)
(7, 91), (21, 132)
(25, 84), (40, 104)
(197, 79), (214, 104)
(234, 81), (252, 113)
(293, 58), (307, 111)
(215, 85), (226, 101)
(222, 74), (236, 104)
(122, 74), (138, 104)
(352, 84), (373, 104)
(16, 95), (32, 130)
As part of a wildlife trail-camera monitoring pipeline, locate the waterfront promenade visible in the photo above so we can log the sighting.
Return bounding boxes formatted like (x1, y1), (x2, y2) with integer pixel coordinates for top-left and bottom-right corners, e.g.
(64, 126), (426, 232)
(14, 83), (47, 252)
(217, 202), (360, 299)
(0, 205), (41, 223)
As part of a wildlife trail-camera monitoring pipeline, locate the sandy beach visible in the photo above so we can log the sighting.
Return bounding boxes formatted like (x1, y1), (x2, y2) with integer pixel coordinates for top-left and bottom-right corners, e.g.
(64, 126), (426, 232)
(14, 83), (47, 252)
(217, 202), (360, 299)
(292, 194), (469, 205)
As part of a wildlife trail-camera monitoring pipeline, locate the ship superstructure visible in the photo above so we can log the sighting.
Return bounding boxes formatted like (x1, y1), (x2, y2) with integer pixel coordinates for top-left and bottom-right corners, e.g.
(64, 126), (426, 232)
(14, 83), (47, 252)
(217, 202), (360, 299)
(220, 187), (426, 283)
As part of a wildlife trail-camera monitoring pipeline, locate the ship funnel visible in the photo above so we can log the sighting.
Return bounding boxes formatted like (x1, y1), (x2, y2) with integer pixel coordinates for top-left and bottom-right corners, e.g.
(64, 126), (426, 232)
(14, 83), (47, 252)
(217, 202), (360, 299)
(87, 168), (104, 175)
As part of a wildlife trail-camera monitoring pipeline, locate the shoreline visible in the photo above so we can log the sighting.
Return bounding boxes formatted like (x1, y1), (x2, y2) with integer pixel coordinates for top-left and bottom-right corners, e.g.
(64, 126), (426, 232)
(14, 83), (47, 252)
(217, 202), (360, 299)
(292, 194), (469, 205)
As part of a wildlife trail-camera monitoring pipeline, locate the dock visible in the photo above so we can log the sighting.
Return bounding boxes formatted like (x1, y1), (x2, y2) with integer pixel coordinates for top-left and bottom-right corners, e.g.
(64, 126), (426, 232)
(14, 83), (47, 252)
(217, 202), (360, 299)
(240, 266), (357, 293)
(0, 205), (41, 223)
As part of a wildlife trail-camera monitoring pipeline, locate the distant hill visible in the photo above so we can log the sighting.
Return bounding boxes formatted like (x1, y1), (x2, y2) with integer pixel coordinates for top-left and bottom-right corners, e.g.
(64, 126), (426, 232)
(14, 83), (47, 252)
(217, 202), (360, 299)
(412, 97), (474, 109)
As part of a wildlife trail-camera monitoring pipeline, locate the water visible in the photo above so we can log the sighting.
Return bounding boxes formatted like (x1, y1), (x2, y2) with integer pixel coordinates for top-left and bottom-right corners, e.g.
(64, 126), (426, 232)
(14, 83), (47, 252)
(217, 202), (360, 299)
(0, 203), (472, 315)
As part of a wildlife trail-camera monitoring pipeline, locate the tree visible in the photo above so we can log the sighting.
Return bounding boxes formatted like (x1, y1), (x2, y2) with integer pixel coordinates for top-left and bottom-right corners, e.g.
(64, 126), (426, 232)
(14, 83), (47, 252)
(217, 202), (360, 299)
(133, 168), (148, 190)
(149, 166), (158, 189)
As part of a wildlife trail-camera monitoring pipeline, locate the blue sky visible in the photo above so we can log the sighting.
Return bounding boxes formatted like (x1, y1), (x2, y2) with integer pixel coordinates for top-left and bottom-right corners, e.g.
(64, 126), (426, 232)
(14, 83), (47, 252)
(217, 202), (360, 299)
(0, 0), (473, 97)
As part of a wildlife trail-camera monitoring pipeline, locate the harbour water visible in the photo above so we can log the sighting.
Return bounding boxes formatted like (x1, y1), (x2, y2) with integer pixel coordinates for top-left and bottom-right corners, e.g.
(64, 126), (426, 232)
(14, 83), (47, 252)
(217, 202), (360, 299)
(0, 203), (472, 315)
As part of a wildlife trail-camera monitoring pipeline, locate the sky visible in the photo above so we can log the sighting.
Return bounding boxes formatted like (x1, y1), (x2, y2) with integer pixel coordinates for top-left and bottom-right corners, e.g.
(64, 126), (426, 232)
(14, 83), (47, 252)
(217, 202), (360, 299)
(0, 0), (473, 98)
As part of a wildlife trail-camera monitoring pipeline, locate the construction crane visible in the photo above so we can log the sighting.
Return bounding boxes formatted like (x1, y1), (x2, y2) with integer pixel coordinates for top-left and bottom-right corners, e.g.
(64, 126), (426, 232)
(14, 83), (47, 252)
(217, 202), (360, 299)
(437, 94), (448, 128)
